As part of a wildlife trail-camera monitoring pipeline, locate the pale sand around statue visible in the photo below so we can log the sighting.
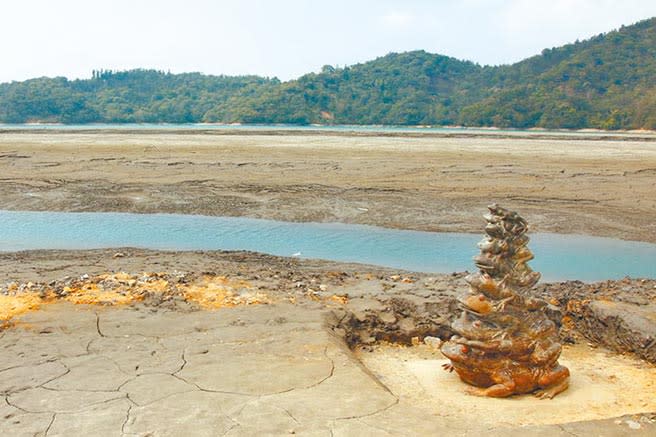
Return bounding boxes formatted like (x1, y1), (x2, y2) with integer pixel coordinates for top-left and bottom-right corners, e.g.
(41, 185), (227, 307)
(360, 343), (656, 427)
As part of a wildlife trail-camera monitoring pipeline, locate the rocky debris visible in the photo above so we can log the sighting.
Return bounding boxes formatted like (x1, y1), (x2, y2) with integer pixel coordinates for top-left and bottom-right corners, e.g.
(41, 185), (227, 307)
(334, 277), (656, 365)
(1, 248), (654, 365)
(0, 255), (362, 326)
(536, 277), (656, 363)
(580, 301), (656, 362)
(330, 274), (465, 349)
(423, 336), (442, 349)
(0, 271), (270, 325)
(329, 262), (655, 366)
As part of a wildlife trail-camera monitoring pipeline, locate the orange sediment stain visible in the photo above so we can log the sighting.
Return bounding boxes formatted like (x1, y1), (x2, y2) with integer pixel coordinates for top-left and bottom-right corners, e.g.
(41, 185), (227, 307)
(0, 293), (45, 324)
(62, 273), (171, 305)
(328, 294), (348, 305)
(0, 272), (271, 327)
(306, 290), (348, 306)
(63, 284), (143, 305)
(182, 275), (269, 309)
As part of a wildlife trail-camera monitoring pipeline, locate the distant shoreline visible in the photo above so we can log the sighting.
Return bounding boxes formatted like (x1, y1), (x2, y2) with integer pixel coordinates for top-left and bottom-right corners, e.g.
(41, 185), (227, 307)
(2, 125), (656, 142)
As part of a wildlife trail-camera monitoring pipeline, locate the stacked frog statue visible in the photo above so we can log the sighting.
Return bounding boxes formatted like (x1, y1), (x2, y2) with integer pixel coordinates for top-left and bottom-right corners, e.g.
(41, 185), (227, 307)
(441, 204), (569, 398)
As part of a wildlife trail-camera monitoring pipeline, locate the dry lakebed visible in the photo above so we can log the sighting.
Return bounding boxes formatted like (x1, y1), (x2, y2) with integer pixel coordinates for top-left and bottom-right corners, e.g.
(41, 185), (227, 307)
(1, 128), (655, 436)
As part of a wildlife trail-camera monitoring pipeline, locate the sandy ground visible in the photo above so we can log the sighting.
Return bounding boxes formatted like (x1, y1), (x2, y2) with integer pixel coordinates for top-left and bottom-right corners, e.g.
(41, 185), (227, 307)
(359, 343), (656, 427)
(1, 130), (656, 435)
(6, 300), (652, 437)
(1, 249), (655, 436)
(1, 130), (655, 242)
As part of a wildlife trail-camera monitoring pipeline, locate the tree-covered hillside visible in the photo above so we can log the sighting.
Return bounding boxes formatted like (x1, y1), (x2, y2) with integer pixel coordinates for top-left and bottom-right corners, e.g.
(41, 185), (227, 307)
(1, 17), (655, 129)
(0, 70), (275, 124)
(223, 51), (482, 125)
(459, 17), (656, 129)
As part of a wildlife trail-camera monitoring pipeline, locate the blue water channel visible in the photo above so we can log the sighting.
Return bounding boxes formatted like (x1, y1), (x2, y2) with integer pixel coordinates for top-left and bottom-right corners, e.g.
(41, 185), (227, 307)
(1, 210), (654, 282)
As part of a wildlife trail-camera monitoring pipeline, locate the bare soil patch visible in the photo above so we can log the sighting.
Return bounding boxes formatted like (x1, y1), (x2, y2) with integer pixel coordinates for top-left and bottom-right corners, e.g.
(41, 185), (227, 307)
(1, 130), (655, 242)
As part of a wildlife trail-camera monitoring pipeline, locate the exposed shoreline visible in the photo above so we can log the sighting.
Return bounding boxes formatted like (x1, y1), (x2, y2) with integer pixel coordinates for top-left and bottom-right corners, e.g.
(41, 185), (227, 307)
(2, 126), (656, 142)
(2, 247), (654, 365)
(1, 130), (655, 434)
(1, 130), (655, 243)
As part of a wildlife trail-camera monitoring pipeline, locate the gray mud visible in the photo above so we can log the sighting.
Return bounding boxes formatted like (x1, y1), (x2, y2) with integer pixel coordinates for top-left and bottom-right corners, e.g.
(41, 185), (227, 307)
(2, 249), (654, 364)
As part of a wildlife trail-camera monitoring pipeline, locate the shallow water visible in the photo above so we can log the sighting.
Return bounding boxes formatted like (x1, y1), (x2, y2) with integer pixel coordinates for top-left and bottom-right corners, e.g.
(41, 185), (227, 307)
(1, 210), (654, 281)
(1, 123), (652, 138)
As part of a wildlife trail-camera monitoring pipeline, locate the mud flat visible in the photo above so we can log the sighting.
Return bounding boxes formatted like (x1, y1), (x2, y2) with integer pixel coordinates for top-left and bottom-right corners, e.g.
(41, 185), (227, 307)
(1, 130), (655, 434)
(1, 249), (655, 435)
(1, 129), (655, 242)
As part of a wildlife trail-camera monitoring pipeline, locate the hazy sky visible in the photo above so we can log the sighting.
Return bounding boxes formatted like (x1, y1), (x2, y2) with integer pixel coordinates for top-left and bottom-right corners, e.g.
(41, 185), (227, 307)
(1, 0), (656, 83)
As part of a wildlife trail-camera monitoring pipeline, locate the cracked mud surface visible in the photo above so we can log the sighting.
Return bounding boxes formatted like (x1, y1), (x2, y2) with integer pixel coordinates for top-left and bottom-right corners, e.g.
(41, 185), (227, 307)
(1, 302), (400, 436)
(3, 299), (655, 436)
(1, 250), (655, 435)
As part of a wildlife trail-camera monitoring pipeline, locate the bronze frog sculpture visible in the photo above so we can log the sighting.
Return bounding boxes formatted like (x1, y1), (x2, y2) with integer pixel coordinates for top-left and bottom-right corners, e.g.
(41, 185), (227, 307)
(440, 204), (569, 399)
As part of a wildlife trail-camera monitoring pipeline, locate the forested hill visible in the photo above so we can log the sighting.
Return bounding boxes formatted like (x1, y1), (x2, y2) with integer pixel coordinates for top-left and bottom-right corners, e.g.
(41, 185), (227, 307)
(0, 72), (276, 124)
(1, 17), (655, 129)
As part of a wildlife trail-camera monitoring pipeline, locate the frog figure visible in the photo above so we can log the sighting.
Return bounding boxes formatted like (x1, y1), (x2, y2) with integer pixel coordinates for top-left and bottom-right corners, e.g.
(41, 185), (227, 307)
(440, 204), (569, 399)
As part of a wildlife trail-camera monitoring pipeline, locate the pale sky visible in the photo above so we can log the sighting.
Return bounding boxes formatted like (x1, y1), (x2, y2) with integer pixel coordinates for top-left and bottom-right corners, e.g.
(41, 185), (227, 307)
(1, 0), (655, 83)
